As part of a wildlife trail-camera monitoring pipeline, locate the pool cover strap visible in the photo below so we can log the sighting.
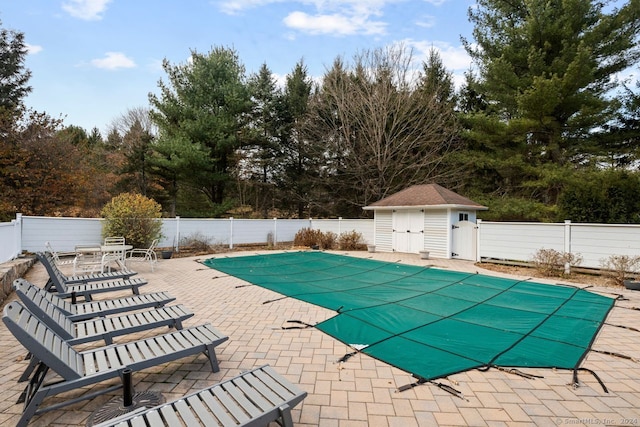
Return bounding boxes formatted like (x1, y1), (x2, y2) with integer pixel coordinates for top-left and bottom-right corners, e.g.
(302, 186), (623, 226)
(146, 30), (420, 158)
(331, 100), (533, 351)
(203, 252), (615, 384)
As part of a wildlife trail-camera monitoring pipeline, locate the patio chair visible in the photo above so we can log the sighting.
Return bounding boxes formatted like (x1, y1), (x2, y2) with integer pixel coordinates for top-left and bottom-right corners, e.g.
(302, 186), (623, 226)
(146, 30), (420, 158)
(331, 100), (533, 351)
(14, 278), (177, 321)
(103, 236), (128, 267)
(44, 241), (74, 266)
(72, 244), (104, 274)
(37, 252), (146, 300)
(3, 301), (229, 427)
(125, 239), (158, 271)
(91, 365), (308, 427)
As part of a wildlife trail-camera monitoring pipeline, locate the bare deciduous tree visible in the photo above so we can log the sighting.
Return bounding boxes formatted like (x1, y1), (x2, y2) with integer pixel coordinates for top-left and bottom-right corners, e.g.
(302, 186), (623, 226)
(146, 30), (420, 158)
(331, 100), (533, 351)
(303, 45), (462, 216)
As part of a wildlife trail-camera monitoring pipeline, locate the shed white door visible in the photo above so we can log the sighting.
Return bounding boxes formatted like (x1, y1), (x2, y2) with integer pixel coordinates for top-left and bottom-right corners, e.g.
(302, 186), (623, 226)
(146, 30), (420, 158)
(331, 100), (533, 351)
(393, 209), (424, 253)
(451, 220), (477, 260)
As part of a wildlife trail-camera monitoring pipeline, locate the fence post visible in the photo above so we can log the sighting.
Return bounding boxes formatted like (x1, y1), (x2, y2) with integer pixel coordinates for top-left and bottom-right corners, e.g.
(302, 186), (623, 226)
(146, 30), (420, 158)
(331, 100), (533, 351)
(273, 218), (278, 246)
(229, 217), (234, 249)
(175, 216), (181, 252)
(476, 219), (482, 263)
(15, 213), (23, 259)
(564, 220), (572, 275)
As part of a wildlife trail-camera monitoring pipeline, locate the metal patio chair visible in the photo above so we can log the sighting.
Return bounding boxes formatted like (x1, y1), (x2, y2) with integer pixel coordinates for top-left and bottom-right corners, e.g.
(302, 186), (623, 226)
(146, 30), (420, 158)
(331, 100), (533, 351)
(125, 238), (159, 271)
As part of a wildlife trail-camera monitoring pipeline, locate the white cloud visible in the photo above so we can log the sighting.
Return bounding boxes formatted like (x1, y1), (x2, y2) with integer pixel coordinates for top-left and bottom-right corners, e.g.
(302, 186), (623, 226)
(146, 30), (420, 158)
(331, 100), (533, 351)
(415, 15), (436, 28)
(218, 0), (399, 36)
(400, 39), (474, 89)
(90, 52), (136, 70)
(219, 0), (286, 15)
(26, 44), (43, 55)
(62, 0), (111, 21)
(405, 39), (472, 71)
(283, 11), (386, 35)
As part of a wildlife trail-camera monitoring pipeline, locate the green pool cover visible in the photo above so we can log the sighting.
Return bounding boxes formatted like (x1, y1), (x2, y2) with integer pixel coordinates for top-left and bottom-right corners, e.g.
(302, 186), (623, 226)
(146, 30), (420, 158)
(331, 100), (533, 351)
(203, 252), (614, 381)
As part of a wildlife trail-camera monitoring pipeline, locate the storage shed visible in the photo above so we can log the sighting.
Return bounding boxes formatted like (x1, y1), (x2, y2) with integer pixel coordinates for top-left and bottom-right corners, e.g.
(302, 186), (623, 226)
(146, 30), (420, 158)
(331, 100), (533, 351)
(363, 184), (487, 260)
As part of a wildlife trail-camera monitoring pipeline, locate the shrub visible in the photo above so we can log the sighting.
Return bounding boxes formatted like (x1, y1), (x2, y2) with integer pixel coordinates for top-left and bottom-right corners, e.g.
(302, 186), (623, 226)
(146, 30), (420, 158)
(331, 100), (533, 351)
(319, 231), (337, 250)
(531, 248), (582, 277)
(294, 228), (324, 247)
(600, 254), (640, 286)
(101, 193), (163, 249)
(293, 228), (340, 249)
(179, 232), (214, 253)
(338, 230), (365, 250)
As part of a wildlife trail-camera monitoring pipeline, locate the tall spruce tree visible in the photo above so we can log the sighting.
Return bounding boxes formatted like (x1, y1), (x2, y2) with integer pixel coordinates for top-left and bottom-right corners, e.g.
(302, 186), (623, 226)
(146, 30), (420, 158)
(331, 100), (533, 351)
(149, 46), (251, 215)
(0, 20), (31, 117)
(461, 0), (640, 218)
(278, 60), (315, 217)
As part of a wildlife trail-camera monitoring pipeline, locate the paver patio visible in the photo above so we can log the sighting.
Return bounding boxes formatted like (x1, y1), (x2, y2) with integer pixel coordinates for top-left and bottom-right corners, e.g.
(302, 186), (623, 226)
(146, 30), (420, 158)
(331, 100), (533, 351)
(1, 250), (639, 427)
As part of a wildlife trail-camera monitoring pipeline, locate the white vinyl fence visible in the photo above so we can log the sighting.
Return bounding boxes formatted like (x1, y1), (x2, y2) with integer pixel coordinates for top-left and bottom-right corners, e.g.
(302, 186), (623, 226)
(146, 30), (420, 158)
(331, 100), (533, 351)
(2, 215), (640, 271)
(6, 215), (374, 260)
(0, 214), (22, 263)
(478, 220), (640, 269)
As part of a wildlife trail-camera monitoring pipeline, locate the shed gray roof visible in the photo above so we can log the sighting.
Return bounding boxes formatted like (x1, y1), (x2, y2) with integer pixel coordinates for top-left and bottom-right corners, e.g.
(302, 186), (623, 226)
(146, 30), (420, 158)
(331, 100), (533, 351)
(363, 184), (487, 210)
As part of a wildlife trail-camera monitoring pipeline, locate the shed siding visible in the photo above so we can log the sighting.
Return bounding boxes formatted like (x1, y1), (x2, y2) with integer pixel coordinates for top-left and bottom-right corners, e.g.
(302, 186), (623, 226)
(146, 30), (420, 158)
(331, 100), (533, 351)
(375, 211), (393, 252)
(424, 210), (449, 258)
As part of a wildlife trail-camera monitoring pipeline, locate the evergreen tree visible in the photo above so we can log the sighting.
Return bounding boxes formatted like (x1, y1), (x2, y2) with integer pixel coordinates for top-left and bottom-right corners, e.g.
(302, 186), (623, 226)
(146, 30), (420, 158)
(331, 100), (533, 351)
(239, 63), (281, 216)
(461, 0), (640, 217)
(149, 46), (251, 215)
(0, 20), (31, 117)
(278, 60), (316, 217)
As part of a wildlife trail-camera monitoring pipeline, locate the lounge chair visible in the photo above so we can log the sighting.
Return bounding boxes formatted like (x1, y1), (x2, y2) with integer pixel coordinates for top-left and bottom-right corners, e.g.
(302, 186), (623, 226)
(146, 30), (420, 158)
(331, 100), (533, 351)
(3, 301), (229, 427)
(39, 250), (137, 284)
(91, 365), (307, 427)
(13, 283), (195, 382)
(45, 241), (75, 266)
(14, 278), (176, 321)
(37, 252), (147, 300)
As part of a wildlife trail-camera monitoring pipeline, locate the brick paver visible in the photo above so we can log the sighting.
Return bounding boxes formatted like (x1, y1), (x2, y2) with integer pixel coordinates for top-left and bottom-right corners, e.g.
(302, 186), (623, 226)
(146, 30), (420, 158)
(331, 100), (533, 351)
(1, 250), (639, 426)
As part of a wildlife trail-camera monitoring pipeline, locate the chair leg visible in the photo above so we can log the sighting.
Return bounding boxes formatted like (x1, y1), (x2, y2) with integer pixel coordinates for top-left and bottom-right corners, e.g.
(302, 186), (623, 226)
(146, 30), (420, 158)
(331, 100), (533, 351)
(18, 355), (40, 383)
(279, 403), (294, 427)
(16, 387), (47, 427)
(205, 344), (220, 372)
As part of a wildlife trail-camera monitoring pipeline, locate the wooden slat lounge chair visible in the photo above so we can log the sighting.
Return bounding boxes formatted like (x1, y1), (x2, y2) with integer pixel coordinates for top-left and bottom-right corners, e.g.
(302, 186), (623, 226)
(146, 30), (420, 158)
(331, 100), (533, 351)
(13, 280), (195, 382)
(37, 252), (147, 300)
(40, 251), (137, 284)
(3, 301), (229, 427)
(92, 365), (307, 427)
(14, 278), (176, 321)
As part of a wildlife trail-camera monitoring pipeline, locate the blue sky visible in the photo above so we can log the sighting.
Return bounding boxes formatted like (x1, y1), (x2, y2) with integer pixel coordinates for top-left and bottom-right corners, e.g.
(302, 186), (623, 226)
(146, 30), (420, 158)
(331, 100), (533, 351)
(2, 0), (476, 135)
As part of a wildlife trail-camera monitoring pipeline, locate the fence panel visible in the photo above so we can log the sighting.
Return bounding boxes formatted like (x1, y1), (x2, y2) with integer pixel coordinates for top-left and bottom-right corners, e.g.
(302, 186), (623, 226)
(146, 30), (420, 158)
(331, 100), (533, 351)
(9, 215), (640, 271)
(570, 224), (640, 269)
(479, 221), (565, 263)
(21, 216), (103, 253)
(0, 218), (21, 263)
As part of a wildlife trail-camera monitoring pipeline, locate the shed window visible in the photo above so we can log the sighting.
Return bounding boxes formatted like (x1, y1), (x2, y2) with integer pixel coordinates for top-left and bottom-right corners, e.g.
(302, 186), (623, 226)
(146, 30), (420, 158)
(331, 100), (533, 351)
(459, 212), (469, 221)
